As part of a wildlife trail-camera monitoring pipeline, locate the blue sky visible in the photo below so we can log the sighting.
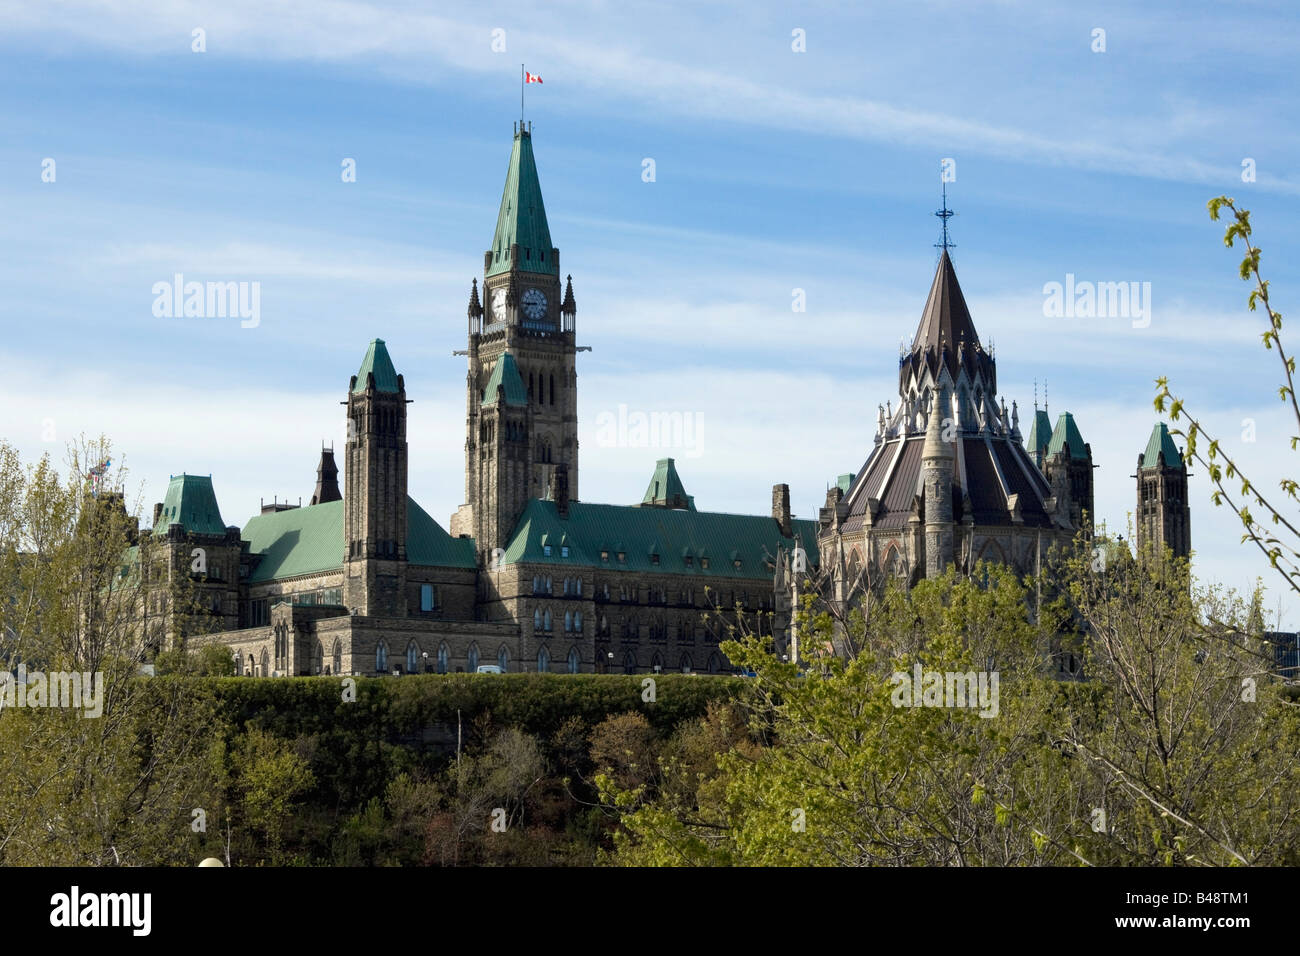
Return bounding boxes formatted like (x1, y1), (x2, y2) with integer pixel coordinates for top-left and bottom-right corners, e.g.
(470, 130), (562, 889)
(1, 1), (1297, 619)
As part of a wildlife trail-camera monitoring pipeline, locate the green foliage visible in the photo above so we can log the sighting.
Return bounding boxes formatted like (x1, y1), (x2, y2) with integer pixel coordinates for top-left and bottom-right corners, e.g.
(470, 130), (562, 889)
(1156, 198), (1300, 598)
(603, 547), (1300, 867)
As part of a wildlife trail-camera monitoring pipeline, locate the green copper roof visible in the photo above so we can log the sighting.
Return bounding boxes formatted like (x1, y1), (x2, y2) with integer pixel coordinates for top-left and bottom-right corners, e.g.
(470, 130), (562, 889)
(486, 129), (557, 279)
(481, 352), (528, 407)
(1142, 422), (1184, 470)
(241, 497), (474, 582)
(1046, 412), (1089, 460)
(501, 498), (819, 579)
(153, 474), (227, 536)
(640, 458), (695, 510)
(1027, 409), (1053, 457)
(352, 339), (400, 394)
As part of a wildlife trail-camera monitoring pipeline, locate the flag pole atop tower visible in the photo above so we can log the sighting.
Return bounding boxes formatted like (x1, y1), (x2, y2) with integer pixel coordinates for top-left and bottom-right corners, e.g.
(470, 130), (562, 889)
(520, 63), (524, 126)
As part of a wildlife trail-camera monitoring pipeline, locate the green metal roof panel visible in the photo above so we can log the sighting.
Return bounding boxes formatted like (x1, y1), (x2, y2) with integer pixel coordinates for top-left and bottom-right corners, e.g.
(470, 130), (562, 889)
(352, 339), (400, 394)
(242, 500), (344, 582)
(481, 352), (529, 407)
(242, 496), (474, 582)
(1046, 412), (1088, 460)
(641, 458), (695, 510)
(486, 130), (557, 279)
(1142, 422), (1184, 470)
(500, 499), (820, 579)
(153, 474), (227, 536)
(406, 498), (477, 568)
(1027, 409), (1053, 455)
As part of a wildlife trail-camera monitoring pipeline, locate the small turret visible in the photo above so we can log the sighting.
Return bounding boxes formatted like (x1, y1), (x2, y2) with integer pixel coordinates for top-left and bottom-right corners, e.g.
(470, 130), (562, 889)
(921, 389), (955, 578)
(468, 278), (483, 320)
(311, 444), (341, 506)
(562, 274), (576, 316)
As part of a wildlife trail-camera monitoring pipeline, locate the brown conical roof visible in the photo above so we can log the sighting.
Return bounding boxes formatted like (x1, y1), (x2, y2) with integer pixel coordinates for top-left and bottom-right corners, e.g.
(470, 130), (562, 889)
(913, 251), (979, 356)
(899, 251), (995, 395)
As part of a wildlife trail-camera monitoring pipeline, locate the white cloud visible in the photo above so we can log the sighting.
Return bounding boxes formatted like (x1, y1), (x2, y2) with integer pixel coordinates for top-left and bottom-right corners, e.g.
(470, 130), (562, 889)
(5, 0), (1297, 193)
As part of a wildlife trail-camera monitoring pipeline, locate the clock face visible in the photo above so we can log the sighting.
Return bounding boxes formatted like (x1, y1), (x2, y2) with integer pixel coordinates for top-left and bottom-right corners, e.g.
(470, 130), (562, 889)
(522, 288), (547, 320)
(491, 288), (508, 322)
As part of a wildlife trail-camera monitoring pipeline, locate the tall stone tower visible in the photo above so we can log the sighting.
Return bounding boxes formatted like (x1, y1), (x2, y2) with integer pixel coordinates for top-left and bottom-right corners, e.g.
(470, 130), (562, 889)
(1136, 422), (1191, 560)
(921, 388), (955, 578)
(1043, 412), (1094, 530)
(343, 339), (409, 616)
(456, 123), (579, 564)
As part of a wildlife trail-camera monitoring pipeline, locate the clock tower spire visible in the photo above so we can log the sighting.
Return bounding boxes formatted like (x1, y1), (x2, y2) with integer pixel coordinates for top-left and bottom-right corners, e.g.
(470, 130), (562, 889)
(453, 124), (579, 564)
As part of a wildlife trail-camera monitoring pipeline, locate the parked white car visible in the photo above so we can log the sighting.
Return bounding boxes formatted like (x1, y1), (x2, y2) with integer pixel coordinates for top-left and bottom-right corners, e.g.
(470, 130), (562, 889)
(476, 665), (504, 674)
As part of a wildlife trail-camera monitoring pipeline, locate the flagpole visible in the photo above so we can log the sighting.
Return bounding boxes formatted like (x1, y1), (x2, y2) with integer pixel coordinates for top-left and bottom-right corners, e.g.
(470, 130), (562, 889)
(520, 63), (524, 126)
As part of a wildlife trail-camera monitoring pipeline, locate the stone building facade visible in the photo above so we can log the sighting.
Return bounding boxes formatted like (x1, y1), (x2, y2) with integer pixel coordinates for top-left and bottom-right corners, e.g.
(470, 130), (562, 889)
(139, 122), (1184, 676)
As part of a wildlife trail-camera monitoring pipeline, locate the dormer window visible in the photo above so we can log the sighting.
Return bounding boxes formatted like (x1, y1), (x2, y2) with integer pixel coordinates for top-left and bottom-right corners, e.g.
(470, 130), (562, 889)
(561, 546), (569, 558)
(650, 554), (660, 566)
(618, 551), (626, 563)
(701, 558), (710, 570)
(733, 559), (742, 570)
(684, 556), (693, 567)
(543, 545), (552, 556)
(601, 550), (609, 562)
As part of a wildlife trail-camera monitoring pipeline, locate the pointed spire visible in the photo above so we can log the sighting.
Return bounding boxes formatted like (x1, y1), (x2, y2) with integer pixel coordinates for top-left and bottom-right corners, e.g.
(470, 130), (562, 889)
(467, 278), (483, 319)
(311, 444), (341, 505)
(486, 126), (557, 279)
(901, 250), (997, 399)
(562, 274), (576, 315)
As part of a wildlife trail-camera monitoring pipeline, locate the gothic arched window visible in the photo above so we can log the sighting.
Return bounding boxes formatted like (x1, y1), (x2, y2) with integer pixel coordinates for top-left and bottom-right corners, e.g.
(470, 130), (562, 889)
(467, 643), (480, 672)
(567, 647), (580, 674)
(623, 651), (637, 674)
(537, 646), (550, 672)
(375, 641), (388, 674)
(332, 639), (342, 676)
(679, 653), (693, 674)
(437, 642), (450, 674)
(406, 641), (419, 675)
(498, 645), (510, 671)
(543, 608), (553, 632)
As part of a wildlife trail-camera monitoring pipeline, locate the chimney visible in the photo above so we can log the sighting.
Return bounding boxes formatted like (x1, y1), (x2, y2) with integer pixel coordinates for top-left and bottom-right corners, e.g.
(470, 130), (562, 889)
(772, 483), (792, 538)
(550, 463), (570, 518)
(311, 445), (341, 505)
(152, 502), (163, 527)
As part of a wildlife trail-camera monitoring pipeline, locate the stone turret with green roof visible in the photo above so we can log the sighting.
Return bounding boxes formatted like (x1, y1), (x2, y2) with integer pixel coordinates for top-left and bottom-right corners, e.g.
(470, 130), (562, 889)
(344, 338), (409, 616)
(148, 473), (243, 639)
(1136, 422), (1190, 560)
(1043, 411), (1094, 530)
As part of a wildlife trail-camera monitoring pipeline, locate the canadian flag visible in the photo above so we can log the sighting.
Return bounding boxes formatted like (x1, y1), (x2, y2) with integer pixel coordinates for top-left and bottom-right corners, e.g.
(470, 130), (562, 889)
(525, 71), (543, 84)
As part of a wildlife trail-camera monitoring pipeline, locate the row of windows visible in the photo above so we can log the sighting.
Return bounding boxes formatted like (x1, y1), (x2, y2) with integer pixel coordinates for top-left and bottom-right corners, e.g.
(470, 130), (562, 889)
(373, 640), (584, 675)
(533, 608), (584, 633)
(375, 639), (506, 675)
(531, 575), (584, 596)
(527, 372), (558, 406)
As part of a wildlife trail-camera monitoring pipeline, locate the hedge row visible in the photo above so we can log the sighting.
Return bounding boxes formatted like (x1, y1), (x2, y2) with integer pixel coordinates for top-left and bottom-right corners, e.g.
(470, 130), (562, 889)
(209, 673), (744, 744)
